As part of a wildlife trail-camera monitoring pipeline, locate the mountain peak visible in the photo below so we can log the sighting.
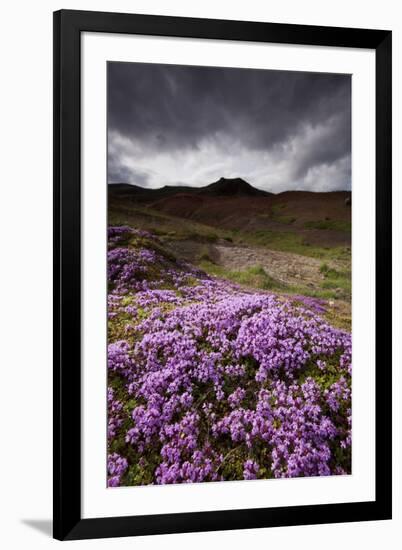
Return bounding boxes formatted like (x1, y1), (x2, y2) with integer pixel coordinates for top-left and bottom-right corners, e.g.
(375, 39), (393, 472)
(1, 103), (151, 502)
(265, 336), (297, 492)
(200, 177), (269, 197)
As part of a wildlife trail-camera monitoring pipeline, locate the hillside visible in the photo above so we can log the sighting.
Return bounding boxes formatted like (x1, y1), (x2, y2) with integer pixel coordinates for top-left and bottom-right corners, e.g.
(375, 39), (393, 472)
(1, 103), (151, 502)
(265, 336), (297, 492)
(109, 179), (351, 248)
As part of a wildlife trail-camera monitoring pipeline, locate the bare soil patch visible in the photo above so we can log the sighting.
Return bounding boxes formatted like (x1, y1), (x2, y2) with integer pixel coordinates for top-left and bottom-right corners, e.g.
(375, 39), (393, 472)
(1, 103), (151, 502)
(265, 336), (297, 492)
(168, 239), (325, 289)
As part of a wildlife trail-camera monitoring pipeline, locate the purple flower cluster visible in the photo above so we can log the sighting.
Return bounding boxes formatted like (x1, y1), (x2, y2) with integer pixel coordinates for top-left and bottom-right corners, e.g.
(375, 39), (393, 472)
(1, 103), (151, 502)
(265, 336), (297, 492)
(107, 387), (123, 439)
(291, 295), (327, 314)
(107, 226), (351, 487)
(107, 452), (128, 487)
(243, 459), (260, 480)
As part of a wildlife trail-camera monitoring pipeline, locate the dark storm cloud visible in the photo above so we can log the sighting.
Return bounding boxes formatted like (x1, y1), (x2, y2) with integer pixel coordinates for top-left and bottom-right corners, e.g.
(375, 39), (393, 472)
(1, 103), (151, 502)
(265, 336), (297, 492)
(108, 161), (151, 187)
(107, 62), (351, 192)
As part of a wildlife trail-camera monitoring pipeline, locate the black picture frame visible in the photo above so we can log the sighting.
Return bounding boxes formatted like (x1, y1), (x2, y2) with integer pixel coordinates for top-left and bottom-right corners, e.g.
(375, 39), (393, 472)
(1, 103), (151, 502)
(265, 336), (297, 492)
(53, 9), (392, 541)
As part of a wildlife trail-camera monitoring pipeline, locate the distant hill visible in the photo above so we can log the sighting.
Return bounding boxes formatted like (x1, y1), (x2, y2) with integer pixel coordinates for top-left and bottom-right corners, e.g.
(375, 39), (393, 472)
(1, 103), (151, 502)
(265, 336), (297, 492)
(109, 177), (269, 200)
(198, 177), (270, 197)
(109, 179), (351, 246)
(109, 183), (196, 200)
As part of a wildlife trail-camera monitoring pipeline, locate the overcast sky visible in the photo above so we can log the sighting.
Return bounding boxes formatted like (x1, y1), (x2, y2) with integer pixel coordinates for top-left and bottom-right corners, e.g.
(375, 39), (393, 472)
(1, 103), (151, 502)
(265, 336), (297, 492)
(108, 62), (351, 193)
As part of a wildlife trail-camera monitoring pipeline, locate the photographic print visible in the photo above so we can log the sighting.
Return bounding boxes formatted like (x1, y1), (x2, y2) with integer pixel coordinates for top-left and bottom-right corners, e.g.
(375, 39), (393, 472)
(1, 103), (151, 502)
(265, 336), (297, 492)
(106, 62), (352, 488)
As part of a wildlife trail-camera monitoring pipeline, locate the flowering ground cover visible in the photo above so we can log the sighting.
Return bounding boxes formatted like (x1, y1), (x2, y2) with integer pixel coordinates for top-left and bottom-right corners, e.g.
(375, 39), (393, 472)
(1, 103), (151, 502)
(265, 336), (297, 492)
(107, 225), (351, 487)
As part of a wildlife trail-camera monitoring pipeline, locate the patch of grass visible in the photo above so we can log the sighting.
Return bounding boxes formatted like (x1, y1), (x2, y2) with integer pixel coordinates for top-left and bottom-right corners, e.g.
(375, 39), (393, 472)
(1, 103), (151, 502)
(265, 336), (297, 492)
(270, 204), (296, 225)
(271, 203), (286, 214)
(304, 219), (351, 232)
(319, 262), (351, 299)
(198, 245), (215, 263)
(198, 261), (285, 291)
(284, 285), (339, 300)
(241, 230), (349, 261)
(319, 262), (330, 274)
(324, 307), (351, 331)
(234, 265), (284, 290)
(242, 230), (303, 250)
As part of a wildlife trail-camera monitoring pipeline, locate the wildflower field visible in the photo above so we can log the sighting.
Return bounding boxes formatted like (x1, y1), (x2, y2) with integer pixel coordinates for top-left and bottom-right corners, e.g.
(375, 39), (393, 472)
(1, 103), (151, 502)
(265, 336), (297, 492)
(107, 225), (351, 487)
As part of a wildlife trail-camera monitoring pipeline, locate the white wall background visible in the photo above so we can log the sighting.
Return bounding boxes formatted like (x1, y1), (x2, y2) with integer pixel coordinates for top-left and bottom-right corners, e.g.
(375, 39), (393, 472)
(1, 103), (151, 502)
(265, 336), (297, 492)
(0, 0), (400, 548)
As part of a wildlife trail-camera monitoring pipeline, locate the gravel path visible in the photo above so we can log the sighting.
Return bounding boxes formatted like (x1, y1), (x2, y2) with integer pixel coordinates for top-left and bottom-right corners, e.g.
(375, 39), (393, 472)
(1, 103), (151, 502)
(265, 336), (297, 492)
(214, 244), (323, 288)
(168, 239), (329, 290)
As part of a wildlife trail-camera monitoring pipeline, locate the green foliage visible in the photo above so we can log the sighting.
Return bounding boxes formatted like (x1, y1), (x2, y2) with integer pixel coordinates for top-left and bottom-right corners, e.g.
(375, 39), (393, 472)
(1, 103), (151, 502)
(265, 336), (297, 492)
(122, 455), (162, 486)
(219, 448), (246, 480)
(298, 354), (343, 391)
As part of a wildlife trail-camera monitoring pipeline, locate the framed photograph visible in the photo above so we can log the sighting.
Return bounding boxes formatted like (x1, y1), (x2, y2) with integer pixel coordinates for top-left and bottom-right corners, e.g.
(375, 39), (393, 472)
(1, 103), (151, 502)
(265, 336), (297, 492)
(53, 9), (392, 540)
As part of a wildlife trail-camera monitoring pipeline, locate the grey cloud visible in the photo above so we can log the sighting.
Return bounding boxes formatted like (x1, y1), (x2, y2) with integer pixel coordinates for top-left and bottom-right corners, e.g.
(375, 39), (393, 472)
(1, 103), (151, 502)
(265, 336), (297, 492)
(108, 157), (152, 187)
(107, 62), (351, 192)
